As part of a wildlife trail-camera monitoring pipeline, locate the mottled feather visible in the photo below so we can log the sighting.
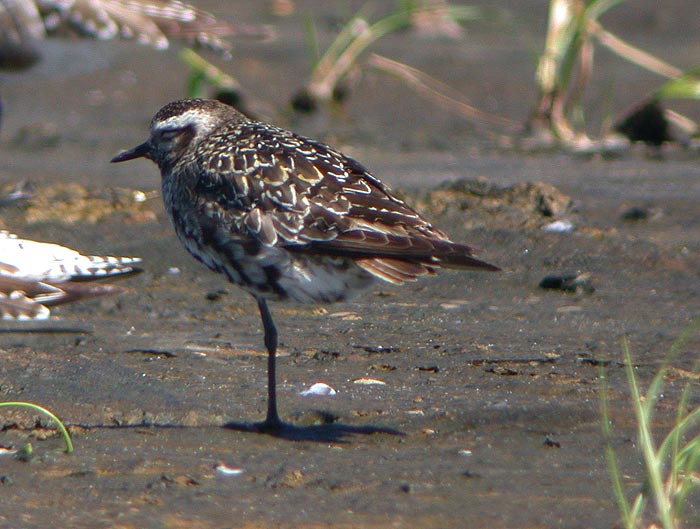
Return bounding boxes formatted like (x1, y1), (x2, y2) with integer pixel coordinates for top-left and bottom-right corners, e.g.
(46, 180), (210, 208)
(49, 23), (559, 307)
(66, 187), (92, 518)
(114, 98), (498, 304)
(181, 116), (498, 283)
(0, 0), (271, 69)
(111, 97), (500, 429)
(0, 231), (140, 320)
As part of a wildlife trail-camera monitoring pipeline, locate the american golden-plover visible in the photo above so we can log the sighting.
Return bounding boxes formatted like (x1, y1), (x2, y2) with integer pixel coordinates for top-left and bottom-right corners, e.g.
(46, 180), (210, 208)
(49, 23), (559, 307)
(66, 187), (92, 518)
(112, 98), (498, 431)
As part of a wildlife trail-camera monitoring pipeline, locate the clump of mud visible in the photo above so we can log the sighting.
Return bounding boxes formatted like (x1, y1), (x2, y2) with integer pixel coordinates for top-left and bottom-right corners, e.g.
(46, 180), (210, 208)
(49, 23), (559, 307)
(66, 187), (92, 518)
(417, 177), (575, 230)
(5, 179), (574, 233)
(11, 183), (160, 225)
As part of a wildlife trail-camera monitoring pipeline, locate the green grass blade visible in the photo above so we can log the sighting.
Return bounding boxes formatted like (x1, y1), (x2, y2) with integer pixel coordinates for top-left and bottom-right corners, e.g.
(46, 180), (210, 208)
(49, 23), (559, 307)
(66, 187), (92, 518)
(179, 49), (241, 95)
(622, 340), (674, 528)
(311, 3), (377, 84)
(605, 324), (700, 529)
(302, 14), (321, 69)
(309, 3), (481, 100)
(314, 15), (366, 72)
(584, 0), (628, 22)
(599, 366), (634, 526)
(657, 74), (700, 101)
(0, 401), (73, 454)
(659, 380), (700, 506)
(673, 437), (700, 517)
(629, 492), (646, 527)
(536, 0), (584, 93)
(185, 71), (207, 99)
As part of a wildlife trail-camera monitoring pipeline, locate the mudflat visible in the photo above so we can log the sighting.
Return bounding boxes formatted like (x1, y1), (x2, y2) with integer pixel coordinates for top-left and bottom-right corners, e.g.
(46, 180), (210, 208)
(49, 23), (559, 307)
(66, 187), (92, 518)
(1, 2), (699, 528)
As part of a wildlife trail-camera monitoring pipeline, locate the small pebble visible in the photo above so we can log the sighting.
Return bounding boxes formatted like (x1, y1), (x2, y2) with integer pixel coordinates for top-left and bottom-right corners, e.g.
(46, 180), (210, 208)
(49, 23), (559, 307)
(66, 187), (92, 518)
(328, 311), (361, 320)
(544, 437), (561, 448)
(621, 205), (660, 221)
(556, 305), (583, 313)
(539, 272), (595, 294)
(352, 378), (386, 385)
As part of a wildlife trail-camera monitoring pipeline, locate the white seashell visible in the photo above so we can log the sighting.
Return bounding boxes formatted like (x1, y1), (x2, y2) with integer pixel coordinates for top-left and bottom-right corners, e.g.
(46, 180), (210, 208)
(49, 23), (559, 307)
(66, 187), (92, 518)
(299, 382), (337, 396)
(542, 220), (574, 233)
(215, 463), (244, 476)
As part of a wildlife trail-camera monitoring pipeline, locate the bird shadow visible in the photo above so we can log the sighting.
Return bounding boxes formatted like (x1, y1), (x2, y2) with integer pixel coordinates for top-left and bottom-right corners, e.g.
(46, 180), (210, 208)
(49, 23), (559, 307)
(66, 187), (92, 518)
(62, 421), (401, 444)
(222, 419), (404, 443)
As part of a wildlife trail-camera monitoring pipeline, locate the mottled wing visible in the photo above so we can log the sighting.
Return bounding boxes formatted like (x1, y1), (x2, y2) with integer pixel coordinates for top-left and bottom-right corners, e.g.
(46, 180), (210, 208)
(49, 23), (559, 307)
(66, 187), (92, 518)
(0, 0), (45, 69)
(38, 0), (169, 47)
(37, 0), (270, 54)
(0, 275), (127, 319)
(40, 280), (128, 305)
(292, 146), (499, 280)
(0, 275), (66, 303)
(193, 123), (498, 284)
(0, 231), (142, 282)
(0, 275), (56, 319)
(0, 289), (50, 320)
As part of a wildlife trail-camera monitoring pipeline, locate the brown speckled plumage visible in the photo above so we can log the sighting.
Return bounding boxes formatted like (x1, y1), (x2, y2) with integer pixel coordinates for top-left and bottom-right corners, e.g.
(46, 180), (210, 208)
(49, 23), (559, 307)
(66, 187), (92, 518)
(0, 0), (270, 69)
(112, 98), (498, 431)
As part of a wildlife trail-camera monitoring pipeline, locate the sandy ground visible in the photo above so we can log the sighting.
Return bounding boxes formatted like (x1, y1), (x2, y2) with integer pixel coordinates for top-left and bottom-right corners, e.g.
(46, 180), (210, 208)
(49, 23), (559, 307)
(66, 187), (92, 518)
(1, 1), (700, 528)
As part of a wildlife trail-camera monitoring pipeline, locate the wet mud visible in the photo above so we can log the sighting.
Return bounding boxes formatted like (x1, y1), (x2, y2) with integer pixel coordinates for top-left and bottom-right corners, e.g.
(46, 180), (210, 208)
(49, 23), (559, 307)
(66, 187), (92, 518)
(1, 1), (700, 528)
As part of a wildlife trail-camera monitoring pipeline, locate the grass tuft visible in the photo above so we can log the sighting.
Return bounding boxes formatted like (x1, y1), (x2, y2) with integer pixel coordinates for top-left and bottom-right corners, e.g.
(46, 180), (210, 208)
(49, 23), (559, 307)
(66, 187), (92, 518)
(601, 325), (700, 529)
(297, 3), (482, 110)
(529, 0), (699, 151)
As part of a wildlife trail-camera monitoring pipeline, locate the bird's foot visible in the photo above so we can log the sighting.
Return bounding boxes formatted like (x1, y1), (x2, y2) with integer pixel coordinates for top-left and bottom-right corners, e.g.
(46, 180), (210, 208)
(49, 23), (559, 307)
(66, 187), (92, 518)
(252, 415), (286, 434)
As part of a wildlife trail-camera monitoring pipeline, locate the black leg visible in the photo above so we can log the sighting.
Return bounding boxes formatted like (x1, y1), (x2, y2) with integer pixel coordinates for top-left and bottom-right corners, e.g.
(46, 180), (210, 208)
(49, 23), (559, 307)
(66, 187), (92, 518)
(256, 296), (282, 430)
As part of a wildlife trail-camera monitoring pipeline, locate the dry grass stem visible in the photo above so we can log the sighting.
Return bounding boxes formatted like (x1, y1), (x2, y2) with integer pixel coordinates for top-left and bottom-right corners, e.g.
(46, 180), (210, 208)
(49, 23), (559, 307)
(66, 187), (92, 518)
(366, 53), (514, 128)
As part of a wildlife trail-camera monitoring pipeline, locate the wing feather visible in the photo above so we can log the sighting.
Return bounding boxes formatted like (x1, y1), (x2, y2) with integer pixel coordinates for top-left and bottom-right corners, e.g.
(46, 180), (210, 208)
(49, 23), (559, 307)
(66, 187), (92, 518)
(191, 121), (499, 273)
(36, 0), (271, 54)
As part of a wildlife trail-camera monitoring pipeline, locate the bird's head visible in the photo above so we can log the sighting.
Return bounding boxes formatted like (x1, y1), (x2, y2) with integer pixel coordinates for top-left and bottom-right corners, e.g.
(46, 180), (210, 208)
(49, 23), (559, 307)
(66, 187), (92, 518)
(111, 98), (245, 172)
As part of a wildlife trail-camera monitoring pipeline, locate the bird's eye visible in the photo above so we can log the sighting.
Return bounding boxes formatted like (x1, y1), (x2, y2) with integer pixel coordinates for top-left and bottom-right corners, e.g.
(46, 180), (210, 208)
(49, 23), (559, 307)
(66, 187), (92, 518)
(159, 129), (183, 141)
